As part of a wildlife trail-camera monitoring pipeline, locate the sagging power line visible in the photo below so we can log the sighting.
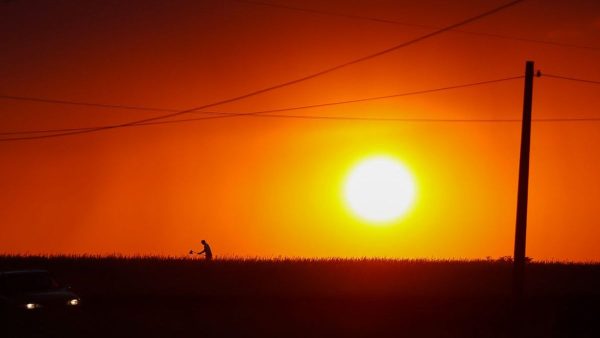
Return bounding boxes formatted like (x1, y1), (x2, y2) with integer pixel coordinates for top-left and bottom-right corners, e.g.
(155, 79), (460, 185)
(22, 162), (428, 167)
(3, 72), (600, 140)
(232, 0), (600, 52)
(0, 76), (524, 117)
(0, 0), (524, 141)
(544, 74), (600, 85)
(10, 114), (600, 138)
(0, 95), (175, 113)
(1, 75), (525, 139)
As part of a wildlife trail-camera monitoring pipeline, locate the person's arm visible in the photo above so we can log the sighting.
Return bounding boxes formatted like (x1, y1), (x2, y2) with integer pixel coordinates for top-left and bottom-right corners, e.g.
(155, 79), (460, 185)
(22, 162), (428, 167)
(197, 250), (205, 255)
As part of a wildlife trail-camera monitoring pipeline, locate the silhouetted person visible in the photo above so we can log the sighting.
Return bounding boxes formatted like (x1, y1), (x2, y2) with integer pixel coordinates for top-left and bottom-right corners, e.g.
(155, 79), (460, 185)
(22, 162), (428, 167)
(198, 240), (213, 260)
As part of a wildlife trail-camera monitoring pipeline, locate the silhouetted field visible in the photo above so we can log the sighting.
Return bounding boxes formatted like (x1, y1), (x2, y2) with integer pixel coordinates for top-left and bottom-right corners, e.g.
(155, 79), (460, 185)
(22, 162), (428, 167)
(1, 255), (599, 338)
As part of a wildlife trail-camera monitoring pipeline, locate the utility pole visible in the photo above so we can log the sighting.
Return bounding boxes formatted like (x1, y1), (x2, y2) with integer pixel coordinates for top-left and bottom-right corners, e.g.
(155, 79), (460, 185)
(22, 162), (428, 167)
(513, 61), (535, 306)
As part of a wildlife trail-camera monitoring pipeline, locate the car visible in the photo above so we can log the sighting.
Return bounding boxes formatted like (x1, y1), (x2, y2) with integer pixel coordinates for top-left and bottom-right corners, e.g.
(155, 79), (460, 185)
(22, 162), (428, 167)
(0, 269), (81, 313)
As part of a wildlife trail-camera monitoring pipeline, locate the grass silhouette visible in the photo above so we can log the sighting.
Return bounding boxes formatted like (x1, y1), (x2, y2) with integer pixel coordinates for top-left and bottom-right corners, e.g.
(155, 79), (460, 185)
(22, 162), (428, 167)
(1, 255), (599, 337)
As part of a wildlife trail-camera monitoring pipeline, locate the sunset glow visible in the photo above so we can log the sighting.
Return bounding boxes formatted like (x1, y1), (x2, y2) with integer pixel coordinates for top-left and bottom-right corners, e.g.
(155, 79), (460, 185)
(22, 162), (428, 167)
(1, 0), (600, 261)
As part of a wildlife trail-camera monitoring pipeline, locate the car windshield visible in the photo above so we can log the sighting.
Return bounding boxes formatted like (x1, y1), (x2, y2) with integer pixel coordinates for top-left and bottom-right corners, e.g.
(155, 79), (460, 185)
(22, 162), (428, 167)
(2, 272), (60, 294)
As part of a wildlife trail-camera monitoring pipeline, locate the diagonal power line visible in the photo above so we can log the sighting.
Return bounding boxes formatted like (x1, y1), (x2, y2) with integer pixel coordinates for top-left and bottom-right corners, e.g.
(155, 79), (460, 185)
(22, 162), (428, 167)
(4, 71), (600, 140)
(0, 95), (175, 113)
(0, 76), (523, 118)
(4, 73), (600, 140)
(232, 0), (600, 52)
(543, 73), (600, 85)
(0, 0), (524, 142)
(0, 76), (524, 139)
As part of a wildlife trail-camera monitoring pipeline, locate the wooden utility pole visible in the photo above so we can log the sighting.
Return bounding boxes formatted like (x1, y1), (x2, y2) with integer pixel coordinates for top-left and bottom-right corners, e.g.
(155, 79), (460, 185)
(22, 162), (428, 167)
(513, 61), (535, 305)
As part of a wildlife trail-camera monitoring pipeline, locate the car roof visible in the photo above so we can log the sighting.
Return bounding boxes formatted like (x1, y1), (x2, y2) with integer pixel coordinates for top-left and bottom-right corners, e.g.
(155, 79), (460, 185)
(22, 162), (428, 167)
(0, 269), (49, 277)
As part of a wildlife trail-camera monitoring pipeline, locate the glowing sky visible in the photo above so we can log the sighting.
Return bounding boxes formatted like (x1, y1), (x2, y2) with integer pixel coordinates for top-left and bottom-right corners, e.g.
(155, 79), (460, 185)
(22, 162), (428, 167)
(1, 0), (600, 260)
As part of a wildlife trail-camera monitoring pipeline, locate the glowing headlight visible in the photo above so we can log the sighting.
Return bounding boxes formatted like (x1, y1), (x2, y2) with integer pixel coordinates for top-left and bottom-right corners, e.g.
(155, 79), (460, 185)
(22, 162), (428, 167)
(68, 298), (80, 306)
(25, 303), (42, 310)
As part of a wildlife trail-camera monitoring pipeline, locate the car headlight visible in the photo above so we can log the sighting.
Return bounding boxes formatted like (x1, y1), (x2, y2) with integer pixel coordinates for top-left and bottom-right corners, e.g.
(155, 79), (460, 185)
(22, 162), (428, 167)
(25, 303), (42, 310)
(67, 298), (80, 306)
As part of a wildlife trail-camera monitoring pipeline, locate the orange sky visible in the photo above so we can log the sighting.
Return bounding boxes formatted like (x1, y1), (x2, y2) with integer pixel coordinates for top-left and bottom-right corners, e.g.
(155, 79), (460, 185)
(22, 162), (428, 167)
(1, 0), (600, 260)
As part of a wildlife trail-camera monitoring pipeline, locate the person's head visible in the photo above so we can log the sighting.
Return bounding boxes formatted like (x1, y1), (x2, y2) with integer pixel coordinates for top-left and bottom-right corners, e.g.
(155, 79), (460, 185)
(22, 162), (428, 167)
(201, 240), (206, 245)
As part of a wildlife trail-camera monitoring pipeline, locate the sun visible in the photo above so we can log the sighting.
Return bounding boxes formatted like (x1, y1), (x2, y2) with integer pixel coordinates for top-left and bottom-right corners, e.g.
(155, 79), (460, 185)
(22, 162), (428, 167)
(344, 156), (416, 224)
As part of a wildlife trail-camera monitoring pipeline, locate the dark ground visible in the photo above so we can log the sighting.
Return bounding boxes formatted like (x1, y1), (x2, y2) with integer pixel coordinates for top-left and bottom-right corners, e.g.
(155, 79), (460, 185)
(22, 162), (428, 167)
(1, 256), (599, 338)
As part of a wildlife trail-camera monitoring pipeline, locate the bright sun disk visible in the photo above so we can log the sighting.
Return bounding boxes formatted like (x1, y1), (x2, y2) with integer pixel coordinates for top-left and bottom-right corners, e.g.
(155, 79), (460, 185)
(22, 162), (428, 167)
(344, 156), (416, 224)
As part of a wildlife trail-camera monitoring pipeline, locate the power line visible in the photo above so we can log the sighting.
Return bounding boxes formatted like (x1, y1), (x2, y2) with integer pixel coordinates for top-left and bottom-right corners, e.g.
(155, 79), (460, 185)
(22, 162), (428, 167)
(231, 0), (438, 27)
(5, 73), (600, 126)
(232, 0), (600, 52)
(3, 71), (600, 140)
(543, 73), (600, 85)
(6, 113), (600, 141)
(0, 75), (523, 138)
(4, 75), (600, 140)
(0, 0), (524, 141)
(0, 76), (523, 116)
(84, 114), (600, 123)
(0, 95), (175, 112)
